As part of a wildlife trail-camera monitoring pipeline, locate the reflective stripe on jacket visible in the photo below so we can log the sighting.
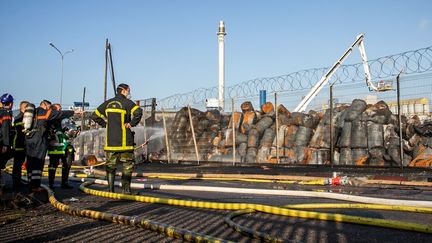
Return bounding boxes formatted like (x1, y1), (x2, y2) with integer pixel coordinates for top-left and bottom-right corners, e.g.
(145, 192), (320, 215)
(48, 130), (69, 155)
(12, 112), (25, 151)
(0, 108), (12, 147)
(25, 106), (74, 159)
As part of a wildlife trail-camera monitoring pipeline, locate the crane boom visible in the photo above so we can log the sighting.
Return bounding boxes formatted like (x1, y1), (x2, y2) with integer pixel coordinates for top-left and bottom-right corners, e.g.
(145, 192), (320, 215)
(294, 33), (374, 112)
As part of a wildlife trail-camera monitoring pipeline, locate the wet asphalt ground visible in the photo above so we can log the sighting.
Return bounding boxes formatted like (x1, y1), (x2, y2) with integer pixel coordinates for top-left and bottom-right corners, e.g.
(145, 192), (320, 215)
(1, 162), (432, 242)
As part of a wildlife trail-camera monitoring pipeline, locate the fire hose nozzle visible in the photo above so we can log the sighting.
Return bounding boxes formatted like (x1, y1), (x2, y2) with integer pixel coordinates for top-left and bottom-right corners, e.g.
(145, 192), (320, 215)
(325, 176), (349, 186)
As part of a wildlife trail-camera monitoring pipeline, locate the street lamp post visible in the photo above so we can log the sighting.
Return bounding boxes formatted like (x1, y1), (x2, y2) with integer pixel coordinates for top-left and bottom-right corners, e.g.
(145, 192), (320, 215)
(49, 42), (73, 105)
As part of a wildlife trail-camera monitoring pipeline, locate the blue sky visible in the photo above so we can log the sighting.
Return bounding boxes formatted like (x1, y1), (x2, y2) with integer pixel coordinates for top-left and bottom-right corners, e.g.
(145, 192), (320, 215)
(0, 0), (431, 108)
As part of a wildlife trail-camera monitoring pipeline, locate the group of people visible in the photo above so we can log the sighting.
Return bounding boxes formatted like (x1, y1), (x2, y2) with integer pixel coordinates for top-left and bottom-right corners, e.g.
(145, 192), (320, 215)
(0, 83), (143, 194)
(0, 95), (77, 192)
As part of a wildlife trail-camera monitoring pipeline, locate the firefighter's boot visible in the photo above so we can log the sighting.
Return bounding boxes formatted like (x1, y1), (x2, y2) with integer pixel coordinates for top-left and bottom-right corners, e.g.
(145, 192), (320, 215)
(121, 174), (132, 195)
(107, 171), (115, 192)
(61, 166), (72, 189)
(48, 169), (56, 189)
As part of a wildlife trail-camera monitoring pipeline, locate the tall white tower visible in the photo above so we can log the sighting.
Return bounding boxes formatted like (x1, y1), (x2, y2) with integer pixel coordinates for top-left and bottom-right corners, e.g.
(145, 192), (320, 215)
(217, 20), (226, 111)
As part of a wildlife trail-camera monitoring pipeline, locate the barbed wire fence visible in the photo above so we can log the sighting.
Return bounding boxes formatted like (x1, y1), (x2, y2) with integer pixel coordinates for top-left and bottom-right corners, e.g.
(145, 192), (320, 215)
(158, 45), (432, 112)
(74, 45), (432, 166)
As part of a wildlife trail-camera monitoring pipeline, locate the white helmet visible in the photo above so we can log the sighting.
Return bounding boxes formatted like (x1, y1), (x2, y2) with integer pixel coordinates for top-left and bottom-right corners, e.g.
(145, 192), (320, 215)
(61, 118), (79, 138)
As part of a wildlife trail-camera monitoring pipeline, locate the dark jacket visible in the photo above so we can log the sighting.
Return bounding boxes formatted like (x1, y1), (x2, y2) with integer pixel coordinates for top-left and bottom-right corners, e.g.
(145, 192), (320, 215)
(25, 107), (74, 159)
(0, 107), (12, 147)
(91, 94), (143, 152)
(12, 112), (25, 151)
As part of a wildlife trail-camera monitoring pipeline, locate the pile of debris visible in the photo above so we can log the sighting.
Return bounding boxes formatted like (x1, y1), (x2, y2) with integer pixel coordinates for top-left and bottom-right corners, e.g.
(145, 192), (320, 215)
(405, 118), (432, 167)
(168, 107), (227, 161)
(162, 99), (432, 167)
(72, 99), (432, 167)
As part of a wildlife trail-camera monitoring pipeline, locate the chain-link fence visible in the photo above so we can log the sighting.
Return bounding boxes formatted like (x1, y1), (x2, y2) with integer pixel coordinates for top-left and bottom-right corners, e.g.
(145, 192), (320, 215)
(148, 81), (431, 167)
(73, 81), (432, 168)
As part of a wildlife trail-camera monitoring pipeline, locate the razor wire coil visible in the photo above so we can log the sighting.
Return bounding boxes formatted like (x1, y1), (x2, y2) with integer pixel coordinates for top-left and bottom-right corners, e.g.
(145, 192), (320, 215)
(159, 45), (432, 110)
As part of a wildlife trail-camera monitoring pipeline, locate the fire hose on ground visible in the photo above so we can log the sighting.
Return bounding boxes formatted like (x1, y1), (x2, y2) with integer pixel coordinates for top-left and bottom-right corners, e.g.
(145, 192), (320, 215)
(2, 169), (228, 243)
(74, 178), (432, 236)
(41, 183), (230, 243)
(75, 177), (432, 207)
(3, 161), (106, 175)
(4, 165), (336, 186)
(31, 178), (432, 242)
(223, 203), (432, 242)
(91, 168), (432, 188)
(4, 169), (432, 242)
(6, 161), (432, 188)
(6, 167), (432, 208)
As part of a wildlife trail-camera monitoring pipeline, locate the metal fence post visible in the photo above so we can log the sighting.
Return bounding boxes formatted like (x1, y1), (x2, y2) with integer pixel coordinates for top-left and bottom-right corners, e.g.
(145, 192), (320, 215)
(397, 72), (404, 169)
(142, 104), (148, 161)
(232, 98), (236, 165)
(81, 87), (86, 131)
(187, 105), (200, 165)
(275, 92), (279, 163)
(330, 84), (334, 167)
(161, 108), (171, 163)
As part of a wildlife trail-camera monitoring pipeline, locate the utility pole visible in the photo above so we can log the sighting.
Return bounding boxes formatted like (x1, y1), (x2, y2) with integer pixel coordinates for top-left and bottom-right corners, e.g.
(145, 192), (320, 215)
(49, 42), (73, 105)
(103, 39), (117, 100)
(81, 87), (86, 131)
(104, 39), (108, 101)
(108, 42), (116, 94)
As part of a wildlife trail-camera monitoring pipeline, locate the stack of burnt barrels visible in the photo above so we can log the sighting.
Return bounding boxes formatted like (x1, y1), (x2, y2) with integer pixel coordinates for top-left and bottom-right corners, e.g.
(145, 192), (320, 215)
(405, 117), (432, 167)
(332, 99), (392, 166)
(168, 107), (227, 161)
(163, 100), (432, 167)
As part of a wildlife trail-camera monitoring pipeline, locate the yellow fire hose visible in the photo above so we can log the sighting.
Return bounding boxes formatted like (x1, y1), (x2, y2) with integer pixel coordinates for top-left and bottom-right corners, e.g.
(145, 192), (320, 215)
(79, 177), (432, 207)
(92, 169), (432, 187)
(79, 181), (432, 236)
(224, 209), (285, 243)
(3, 161), (105, 172)
(91, 169), (328, 185)
(41, 184), (230, 243)
(138, 175), (327, 185)
(100, 170), (325, 181)
(284, 203), (432, 212)
(5, 165), (328, 186)
(4, 168), (432, 241)
(2, 169), (228, 243)
(70, 161), (106, 169)
(225, 202), (432, 242)
(3, 168), (93, 179)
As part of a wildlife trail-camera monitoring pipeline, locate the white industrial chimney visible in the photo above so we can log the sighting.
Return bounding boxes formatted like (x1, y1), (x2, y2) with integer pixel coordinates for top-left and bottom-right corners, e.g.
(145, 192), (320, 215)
(217, 20), (226, 111)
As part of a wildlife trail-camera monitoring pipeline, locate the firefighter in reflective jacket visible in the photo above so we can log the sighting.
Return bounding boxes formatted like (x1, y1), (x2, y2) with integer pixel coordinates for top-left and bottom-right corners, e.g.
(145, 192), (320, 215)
(0, 94), (14, 180)
(25, 100), (74, 192)
(91, 83), (143, 194)
(11, 101), (29, 189)
(47, 104), (76, 189)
